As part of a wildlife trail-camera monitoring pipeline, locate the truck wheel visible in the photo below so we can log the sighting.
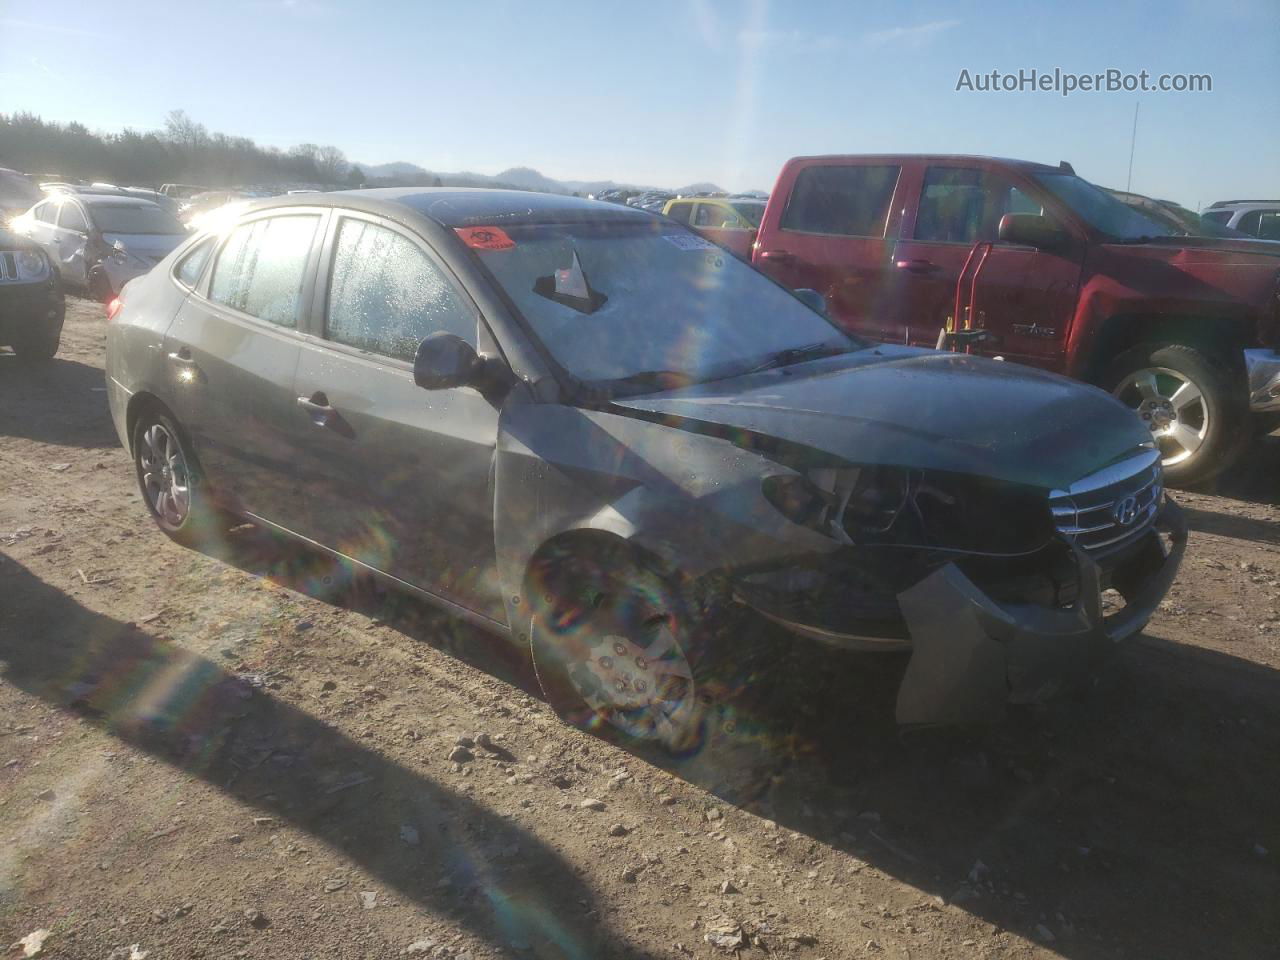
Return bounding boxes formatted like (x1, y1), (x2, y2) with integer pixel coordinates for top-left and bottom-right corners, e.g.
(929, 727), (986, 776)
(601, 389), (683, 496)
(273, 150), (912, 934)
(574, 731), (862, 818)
(526, 539), (707, 755)
(10, 324), (62, 362)
(1107, 343), (1248, 486)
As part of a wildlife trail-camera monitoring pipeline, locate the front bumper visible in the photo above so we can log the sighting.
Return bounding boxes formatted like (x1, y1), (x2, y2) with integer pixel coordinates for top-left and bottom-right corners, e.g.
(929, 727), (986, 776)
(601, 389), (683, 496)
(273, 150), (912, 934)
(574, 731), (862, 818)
(894, 498), (1185, 724)
(1244, 348), (1280, 413)
(737, 499), (1187, 725)
(0, 275), (65, 344)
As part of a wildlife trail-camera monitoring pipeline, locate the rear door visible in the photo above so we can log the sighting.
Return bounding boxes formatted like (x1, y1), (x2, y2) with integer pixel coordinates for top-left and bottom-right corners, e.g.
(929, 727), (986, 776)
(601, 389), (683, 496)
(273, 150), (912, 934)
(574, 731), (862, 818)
(161, 209), (326, 527)
(291, 212), (504, 619)
(753, 159), (906, 340)
(891, 163), (1084, 365)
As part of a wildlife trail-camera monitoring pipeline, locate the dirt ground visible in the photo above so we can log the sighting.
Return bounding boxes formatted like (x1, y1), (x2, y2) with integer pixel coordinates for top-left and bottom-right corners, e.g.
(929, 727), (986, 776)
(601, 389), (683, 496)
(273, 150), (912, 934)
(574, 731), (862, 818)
(2, 298), (1278, 960)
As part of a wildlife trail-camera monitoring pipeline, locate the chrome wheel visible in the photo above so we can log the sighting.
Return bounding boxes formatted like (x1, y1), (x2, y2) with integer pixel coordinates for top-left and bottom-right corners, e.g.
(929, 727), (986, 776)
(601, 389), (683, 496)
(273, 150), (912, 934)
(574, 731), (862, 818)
(1113, 366), (1209, 466)
(138, 422), (191, 528)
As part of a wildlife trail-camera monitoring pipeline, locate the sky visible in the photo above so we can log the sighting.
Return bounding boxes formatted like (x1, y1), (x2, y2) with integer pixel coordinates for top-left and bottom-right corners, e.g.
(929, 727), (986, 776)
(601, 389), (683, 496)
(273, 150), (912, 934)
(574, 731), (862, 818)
(1, 0), (1276, 208)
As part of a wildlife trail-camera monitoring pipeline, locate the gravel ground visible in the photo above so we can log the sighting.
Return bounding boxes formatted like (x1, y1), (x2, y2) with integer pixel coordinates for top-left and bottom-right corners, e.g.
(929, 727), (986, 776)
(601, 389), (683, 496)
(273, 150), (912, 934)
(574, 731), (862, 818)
(2, 298), (1278, 959)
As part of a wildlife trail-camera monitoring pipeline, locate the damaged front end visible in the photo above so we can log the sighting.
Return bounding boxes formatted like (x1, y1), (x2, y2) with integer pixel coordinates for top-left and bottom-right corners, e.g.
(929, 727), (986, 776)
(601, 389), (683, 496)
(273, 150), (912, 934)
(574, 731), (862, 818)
(733, 448), (1186, 725)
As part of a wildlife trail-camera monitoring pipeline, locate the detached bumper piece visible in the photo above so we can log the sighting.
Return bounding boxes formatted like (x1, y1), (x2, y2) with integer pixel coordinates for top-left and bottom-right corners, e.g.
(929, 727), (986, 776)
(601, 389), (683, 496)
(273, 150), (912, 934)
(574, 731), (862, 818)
(894, 498), (1186, 726)
(1244, 348), (1280, 413)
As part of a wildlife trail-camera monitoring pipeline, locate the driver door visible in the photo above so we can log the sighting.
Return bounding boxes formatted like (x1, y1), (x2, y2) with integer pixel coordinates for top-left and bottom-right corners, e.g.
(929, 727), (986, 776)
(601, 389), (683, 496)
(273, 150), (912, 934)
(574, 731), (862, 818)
(291, 212), (504, 620)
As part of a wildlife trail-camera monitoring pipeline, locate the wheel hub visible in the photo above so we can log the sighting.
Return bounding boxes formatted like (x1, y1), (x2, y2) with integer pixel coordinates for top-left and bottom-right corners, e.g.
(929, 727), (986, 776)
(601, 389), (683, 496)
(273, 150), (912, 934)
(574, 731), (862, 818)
(584, 634), (665, 710)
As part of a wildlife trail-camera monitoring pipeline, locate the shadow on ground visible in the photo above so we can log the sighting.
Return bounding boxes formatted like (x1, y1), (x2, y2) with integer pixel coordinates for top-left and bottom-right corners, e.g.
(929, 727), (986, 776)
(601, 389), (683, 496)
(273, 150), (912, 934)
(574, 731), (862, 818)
(0, 356), (118, 449)
(0, 556), (659, 960)
(199, 524), (1280, 960)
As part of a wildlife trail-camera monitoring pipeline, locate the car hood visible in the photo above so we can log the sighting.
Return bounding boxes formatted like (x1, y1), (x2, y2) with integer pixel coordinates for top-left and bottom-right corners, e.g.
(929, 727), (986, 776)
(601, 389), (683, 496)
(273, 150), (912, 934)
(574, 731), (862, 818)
(102, 233), (185, 258)
(611, 346), (1151, 490)
(1106, 235), (1280, 260)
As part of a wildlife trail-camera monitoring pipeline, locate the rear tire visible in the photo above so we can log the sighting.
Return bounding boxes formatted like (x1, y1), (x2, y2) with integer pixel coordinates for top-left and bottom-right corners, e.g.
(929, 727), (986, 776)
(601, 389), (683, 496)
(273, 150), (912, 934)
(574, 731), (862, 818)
(526, 539), (708, 754)
(1106, 342), (1248, 487)
(132, 409), (231, 548)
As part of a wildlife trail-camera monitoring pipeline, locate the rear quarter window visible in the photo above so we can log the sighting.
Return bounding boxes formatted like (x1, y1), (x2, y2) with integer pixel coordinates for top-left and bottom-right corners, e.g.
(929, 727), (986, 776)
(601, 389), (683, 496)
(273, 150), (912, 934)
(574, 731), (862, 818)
(780, 164), (900, 237)
(174, 237), (215, 289)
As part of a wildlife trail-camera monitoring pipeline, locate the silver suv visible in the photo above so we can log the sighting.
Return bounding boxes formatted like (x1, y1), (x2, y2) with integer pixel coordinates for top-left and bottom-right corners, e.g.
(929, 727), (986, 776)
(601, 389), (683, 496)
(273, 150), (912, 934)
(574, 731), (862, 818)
(1201, 200), (1280, 241)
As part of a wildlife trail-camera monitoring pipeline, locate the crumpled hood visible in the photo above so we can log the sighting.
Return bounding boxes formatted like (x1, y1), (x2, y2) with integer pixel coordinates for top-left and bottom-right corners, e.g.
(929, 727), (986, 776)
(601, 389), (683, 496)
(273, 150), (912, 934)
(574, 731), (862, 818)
(102, 232), (185, 260)
(613, 346), (1151, 490)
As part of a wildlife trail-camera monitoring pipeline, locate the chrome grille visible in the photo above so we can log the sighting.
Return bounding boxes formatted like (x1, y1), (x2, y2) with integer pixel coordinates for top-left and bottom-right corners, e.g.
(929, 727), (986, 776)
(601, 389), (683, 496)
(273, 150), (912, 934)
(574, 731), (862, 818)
(1049, 450), (1162, 554)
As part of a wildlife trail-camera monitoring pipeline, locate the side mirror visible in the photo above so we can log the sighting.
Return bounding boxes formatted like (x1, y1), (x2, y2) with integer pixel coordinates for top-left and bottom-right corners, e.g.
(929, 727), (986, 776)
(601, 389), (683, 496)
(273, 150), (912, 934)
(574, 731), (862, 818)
(794, 288), (828, 316)
(413, 332), (482, 390)
(998, 213), (1069, 250)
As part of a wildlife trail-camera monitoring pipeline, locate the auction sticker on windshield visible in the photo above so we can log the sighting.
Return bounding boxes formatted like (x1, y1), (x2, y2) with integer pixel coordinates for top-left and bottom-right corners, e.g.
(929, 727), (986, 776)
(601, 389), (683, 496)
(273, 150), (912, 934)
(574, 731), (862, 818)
(455, 226), (515, 250)
(663, 234), (717, 251)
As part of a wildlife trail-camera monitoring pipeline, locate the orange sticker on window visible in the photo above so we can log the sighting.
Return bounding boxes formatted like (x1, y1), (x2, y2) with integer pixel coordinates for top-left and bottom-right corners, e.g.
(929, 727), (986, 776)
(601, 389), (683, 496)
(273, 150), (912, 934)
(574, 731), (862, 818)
(455, 226), (515, 250)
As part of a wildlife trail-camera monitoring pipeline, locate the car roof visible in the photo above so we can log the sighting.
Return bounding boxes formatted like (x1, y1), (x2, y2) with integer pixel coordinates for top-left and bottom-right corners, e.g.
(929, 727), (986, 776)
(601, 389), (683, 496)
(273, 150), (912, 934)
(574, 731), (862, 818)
(785, 154), (1073, 174)
(243, 187), (658, 228)
(1206, 200), (1280, 209)
(77, 194), (163, 207)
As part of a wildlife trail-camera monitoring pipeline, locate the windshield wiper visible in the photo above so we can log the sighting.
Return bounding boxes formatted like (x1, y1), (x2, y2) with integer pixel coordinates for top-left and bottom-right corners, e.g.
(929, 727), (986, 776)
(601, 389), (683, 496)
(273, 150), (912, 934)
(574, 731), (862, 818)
(746, 342), (849, 374)
(598, 369), (698, 395)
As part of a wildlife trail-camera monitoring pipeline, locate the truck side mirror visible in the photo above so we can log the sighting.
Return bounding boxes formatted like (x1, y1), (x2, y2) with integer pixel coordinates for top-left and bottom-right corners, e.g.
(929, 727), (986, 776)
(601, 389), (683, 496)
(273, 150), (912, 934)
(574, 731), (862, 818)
(998, 213), (1069, 250)
(794, 288), (828, 316)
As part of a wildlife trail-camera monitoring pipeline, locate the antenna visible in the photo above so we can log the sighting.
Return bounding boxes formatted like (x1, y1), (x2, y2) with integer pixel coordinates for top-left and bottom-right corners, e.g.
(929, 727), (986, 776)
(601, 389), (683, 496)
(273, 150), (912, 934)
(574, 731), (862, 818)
(1126, 101), (1140, 192)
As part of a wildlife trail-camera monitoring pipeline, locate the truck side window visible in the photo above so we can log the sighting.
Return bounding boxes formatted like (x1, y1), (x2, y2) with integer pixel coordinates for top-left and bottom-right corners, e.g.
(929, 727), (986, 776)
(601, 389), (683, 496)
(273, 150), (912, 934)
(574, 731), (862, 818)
(1256, 212), (1280, 241)
(694, 203), (731, 228)
(1235, 210), (1262, 236)
(780, 165), (900, 237)
(916, 168), (1038, 244)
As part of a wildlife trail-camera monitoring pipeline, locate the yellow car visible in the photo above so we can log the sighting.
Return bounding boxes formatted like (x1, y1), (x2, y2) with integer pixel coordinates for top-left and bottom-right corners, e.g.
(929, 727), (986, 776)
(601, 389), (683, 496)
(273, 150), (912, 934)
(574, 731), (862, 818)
(662, 196), (765, 259)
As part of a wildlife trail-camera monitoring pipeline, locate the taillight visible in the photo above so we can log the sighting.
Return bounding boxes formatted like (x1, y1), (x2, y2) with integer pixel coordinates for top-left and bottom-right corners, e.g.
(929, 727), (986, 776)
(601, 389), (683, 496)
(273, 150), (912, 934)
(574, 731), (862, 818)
(106, 297), (123, 321)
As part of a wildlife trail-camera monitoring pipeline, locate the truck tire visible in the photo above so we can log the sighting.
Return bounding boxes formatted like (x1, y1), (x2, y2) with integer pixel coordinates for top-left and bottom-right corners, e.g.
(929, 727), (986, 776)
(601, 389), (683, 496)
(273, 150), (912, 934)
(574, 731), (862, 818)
(1106, 342), (1248, 487)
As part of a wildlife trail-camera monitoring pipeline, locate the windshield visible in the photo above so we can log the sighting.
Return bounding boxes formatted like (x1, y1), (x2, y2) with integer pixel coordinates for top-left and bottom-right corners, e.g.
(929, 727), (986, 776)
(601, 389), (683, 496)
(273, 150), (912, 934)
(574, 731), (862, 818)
(91, 203), (185, 235)
(730, 201), (765, 227)
(471, 220), (862, 392)
(1034, 173), (1178, 241)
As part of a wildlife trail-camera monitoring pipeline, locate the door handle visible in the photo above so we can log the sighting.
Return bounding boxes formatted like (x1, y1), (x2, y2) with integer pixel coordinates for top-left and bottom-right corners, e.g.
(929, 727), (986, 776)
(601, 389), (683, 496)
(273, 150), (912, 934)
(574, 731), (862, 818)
(894, 258), (940, 274)
(757, 249), (795, 262)
(296, 393), (334, 416)
(167, 348), (197, 364)
(297, 392), (354, 438)
(167, 348), (203, 382)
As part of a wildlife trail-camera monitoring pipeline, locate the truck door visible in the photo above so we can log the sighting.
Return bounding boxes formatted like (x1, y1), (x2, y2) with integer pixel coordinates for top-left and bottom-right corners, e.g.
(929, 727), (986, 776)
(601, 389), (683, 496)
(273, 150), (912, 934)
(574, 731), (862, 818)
(753, 160), (905, 342)
(890, 164), (1084, 367)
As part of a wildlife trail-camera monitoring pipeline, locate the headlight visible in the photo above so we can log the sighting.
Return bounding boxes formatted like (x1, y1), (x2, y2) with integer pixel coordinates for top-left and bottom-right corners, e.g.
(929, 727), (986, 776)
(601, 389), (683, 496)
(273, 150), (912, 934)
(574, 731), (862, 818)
(764, 466), (1054, 555)
(14, 250), (49, 281)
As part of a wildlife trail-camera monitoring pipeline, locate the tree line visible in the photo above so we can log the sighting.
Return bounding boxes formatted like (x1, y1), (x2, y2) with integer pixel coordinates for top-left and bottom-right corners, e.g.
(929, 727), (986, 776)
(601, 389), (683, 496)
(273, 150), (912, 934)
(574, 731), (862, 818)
(0, 110), (364, 189)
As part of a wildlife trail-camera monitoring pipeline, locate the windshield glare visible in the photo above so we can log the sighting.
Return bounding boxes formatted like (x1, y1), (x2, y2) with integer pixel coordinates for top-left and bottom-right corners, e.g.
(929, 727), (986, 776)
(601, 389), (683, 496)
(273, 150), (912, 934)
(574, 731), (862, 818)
(473, 221), (861, 391)
(1034, 173), (1178, 241)
(91, 203), (185, 235)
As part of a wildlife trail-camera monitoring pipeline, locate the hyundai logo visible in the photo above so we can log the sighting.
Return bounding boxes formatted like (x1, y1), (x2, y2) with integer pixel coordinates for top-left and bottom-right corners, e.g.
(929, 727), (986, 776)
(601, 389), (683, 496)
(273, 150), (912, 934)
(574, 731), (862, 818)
(1113, 495), (1141, 526)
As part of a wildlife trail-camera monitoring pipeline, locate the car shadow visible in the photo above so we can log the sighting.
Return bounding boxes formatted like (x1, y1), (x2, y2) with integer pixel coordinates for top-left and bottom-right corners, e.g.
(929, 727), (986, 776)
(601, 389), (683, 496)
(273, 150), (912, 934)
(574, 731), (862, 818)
(196, 527), (1280, 959)
(1182, 505), (1280, 547)
(1196, 431), (1280, 506)
(0, 556), (659, 960)
(0, 355), (119, 449)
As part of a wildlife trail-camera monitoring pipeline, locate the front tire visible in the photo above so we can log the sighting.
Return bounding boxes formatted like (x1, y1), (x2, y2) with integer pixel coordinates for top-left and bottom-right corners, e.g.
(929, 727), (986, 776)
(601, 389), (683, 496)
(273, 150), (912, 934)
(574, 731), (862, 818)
(526, 540), (707, 753)
(1107, 342), (1248, 487)
(10, 323), (62, 362)
(132, 410), (230, 547)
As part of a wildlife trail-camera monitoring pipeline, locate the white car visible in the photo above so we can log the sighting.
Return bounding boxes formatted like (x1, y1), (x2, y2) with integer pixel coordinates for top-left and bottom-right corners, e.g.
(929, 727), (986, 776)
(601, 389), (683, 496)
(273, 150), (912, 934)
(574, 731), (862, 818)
(1201, 200), (1280, 241)
(11, 193), (187, 300)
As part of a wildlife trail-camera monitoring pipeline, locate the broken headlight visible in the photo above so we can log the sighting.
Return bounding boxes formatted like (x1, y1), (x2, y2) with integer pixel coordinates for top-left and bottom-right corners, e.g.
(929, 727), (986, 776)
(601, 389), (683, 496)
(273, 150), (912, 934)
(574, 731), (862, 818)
(763, 467), (1054, 555)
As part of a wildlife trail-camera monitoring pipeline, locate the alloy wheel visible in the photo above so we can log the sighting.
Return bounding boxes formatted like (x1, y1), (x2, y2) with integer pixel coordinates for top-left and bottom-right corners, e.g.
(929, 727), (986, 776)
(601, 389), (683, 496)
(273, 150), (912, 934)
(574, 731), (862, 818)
(1112, 366), (1209, 466)
(138, 422), (191, 528)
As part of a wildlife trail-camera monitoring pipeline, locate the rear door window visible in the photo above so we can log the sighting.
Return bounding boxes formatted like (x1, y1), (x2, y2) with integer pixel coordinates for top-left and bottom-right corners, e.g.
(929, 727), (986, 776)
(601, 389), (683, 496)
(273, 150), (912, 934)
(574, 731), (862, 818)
(325, 217), (476, 361)
(780, 164), (900, 237)
(1256, 212), (1280, 241)
(666, 201), (693, 224)
(1235, 210), (1262, 236)
(209, 214), (320, 327)
(34, 201), (59, 224)
(58, 203), (88, 231)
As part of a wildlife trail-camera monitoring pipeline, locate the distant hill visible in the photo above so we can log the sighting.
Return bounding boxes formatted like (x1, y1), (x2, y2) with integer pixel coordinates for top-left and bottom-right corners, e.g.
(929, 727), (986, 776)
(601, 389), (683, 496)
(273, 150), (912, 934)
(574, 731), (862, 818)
(352, 161), (726, 196)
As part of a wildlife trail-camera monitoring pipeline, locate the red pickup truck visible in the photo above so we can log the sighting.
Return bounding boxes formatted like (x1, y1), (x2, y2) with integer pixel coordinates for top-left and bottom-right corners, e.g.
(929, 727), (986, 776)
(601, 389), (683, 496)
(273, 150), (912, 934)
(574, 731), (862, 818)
(751, 155), (1280, 485)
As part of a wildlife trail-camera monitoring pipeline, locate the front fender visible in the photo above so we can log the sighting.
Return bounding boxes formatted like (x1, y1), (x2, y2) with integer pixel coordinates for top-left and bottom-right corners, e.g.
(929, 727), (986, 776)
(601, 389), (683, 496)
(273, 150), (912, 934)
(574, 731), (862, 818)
(493, 400), (835, 631)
